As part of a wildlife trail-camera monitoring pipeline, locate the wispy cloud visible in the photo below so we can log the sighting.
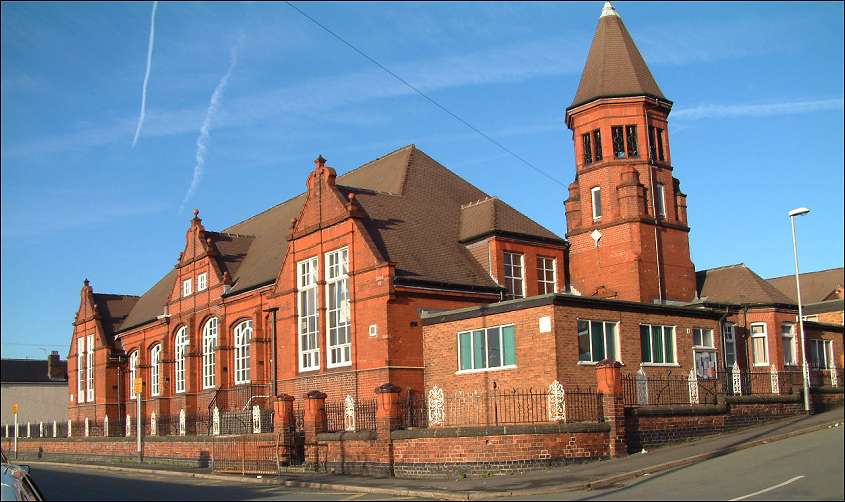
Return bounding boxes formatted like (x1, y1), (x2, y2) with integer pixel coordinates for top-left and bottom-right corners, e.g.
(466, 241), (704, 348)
(131, 1), (158, 148)
(673, 98), (845, 120)
(178, 39), (243, 213)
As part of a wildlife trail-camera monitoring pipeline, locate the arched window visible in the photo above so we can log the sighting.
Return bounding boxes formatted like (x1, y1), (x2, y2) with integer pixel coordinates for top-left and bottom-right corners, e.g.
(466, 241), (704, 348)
(202, 318), (218, 389)
(150, 345), (161, 396)
(174, 326), (189, 393)
(233, 320), (253, 385)
(129, 351), (139, 399)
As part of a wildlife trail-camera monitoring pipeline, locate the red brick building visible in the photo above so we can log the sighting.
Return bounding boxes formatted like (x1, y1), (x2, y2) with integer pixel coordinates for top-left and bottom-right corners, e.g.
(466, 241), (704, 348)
(66, 1), (842, 429)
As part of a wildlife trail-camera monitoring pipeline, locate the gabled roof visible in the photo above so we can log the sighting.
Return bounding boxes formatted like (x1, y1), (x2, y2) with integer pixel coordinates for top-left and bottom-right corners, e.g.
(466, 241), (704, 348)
(114, 145), (562, 334)
(92, 293), (140, 336)
(1, 359), (67, 384)
(803, 298), (844, 316)
(696, 263), (796, 306)
(765, 267), (844, 304)
(459, 197), (564, 244)
(569, 1), (667, 110)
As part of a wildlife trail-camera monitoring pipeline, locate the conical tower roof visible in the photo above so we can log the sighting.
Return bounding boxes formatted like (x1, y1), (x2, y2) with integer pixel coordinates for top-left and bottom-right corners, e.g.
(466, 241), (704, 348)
(569, 2), (668, 110)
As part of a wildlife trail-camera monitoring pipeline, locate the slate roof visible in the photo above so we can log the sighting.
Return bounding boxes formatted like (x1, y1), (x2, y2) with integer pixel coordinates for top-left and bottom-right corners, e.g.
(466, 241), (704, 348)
(459, 197), (563, 244)
(91, 293), (139, 336)
(766, 267), (844, 304)
(803, 298), (844, 316)
(569, 2), (667, 110)
(1, 359), (67, 384)
(115, 145), (563, 334)
(696, 263), (796, 306)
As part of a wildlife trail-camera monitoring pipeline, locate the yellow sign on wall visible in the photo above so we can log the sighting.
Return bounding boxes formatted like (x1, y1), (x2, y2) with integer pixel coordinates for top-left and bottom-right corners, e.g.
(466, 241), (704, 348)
(134, 378), (143, 394)
(11, 403), (18, 414)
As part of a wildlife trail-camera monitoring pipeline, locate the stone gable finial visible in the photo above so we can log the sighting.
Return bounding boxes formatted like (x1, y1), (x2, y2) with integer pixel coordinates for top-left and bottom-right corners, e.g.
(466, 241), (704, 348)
(314, 155), (327, 168)
(193, 208), (200, 219)
(601, 1), (620, 18)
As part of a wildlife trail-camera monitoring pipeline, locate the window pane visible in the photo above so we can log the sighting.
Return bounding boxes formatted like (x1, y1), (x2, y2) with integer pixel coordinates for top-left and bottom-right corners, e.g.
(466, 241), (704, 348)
(693, 328), (702, 346)
(582, 133), (592, 165)
(472, 330), (486, 369)
(502, 326), (516, 366)
(612, 126), (625, 158)
(664, 326), (675, 363)
(592, 188), (602, 219)
(640, 325), (651, 363)
(578, 320), (591, 362)
(626, 125), (638, 157)
(459, 333), (472, 371)
(487, 327), (502, 368)
(605, 322), (616, 361)
(753, 338), (767, 364)
(652, 326), (664, 364)
(590, 321), (605, 362)
(593, 129), (603, 161)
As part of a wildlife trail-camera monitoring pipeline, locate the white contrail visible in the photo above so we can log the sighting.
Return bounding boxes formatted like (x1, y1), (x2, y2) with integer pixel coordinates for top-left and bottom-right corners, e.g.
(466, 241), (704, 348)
(132, 1), (158, 148)
(178, 42), (242, 213)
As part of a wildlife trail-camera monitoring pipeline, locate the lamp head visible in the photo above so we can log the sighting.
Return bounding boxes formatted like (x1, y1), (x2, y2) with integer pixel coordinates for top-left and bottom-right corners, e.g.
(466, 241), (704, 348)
(788, 207), (810, 218)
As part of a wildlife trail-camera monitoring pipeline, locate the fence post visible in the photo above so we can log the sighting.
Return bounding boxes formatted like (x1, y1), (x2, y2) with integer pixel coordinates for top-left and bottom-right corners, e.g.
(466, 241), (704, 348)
(126, 414), (132, 437)
(303, 391), (327, 469)
(596, 360), (627, 458)
(688, 370), (699, 405)
(273, 394), (295, 463)
(731, 362), (742, 395)
(150, 412), (157, 436)
(375, 383), (402, 477)
(67, 419), (72, 438)
(27, 422), (31, 438)
(427, 386), (445, 426)
(636, 367), (649, 406)
(85, 417), (90, 437)
(252, 405), (261, 434)
(212, 407), (220, 436)
(831, 367), (839, 388)
(770, 365), (780, 395)
(104, 416), (109, 437)
(344, 395), (356, 432)
(179, 409), (186, 436)
(39, 422), (43, 438)
(547, 380), (566, 422)
(52, 421), (57, 438)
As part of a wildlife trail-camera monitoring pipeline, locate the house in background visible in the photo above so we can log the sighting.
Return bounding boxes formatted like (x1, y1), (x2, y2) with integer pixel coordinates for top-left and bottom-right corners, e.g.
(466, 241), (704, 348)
(767, 267), (844, 325)
(1, 352), (68, 426)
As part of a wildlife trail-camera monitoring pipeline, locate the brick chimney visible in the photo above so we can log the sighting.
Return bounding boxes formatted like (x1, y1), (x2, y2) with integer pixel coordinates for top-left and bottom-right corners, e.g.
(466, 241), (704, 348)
(47, 351), (64, 380)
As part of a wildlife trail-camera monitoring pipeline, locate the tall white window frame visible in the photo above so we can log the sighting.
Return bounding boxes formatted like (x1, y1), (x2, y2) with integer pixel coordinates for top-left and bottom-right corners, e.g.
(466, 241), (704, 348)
(202, 318), (218, 389)
(325, 248), (352, 368)
(150, 344), (161, 397)
(537, 256), (557, 294)
(781, 323), (797, 366)
(77, 338), (85, 403)
(86, 335), (94, 402)
(503, 252), (525, 300)
(655, 182), (666, 218)
(297, 257), (320, 372)
(591, 186), (602, 220)
(174, 326), (189, 393)
(129, 351), (139, 400)
(233, 320), (253, 384)
(640, 324), (677, 365)
(750, 323), (769, 366)
(692, 328), (717, 379)
(182, 278), (192, 297)
(723, 323), (737, 367)
(197, 272), (208, 292)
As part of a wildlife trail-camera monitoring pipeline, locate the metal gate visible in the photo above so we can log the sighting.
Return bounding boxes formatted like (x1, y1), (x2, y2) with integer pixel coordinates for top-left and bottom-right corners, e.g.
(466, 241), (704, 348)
(210, 432), (283, 475)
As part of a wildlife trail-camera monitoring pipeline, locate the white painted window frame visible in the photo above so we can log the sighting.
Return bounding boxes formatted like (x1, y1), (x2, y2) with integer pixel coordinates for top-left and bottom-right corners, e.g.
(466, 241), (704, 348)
(233, 320), (253, 385)
(503, 251), (525, 300)
(77, 338), (85, 404)
(297, 257), (320, 372)
(182, 278), (192, 297)
(197, 272), (208, 292)
(175, 326), (188, 394)
(591, 186), (602, 220)
(692, 327), (717, 379)
(129, 351), (138, 399)
(750, 322), (769, 367)
(202, 317), (218, 389)
(537, 256), (557, 294)
(456, 324), (517, 374)
(724, 323), (737, 367)
(577, 319), (621, 364)
(86, 334), (94, 402)
(655, 182), (666, 218)
(150, 344), (161, 396)
(640, 324), (678, 366)
(325, 247), (352, 369)
(781, 323), (797, 366)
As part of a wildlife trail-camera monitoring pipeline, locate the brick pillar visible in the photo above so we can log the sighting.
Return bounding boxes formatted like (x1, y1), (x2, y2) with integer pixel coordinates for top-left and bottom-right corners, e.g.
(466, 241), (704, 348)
(596, 360), (627, 458)
(375, 383), (402, 477)
(274, 394), (296, 465)
(303, 390), (327, 468)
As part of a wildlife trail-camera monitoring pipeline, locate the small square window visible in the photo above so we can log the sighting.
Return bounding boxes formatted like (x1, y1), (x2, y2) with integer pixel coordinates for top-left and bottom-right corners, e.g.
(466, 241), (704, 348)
(182, 279), (192, 297)
(197, 273), (208, 292)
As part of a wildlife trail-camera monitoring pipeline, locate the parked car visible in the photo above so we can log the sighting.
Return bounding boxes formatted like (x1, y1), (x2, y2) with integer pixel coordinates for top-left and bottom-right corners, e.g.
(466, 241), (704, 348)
(1, 463), (45, 501)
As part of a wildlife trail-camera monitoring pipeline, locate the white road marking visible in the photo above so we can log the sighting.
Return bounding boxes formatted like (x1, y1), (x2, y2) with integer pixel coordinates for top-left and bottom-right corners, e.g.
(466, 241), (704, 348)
(729, 475), (805, 501)
(340, 494), (366, 501)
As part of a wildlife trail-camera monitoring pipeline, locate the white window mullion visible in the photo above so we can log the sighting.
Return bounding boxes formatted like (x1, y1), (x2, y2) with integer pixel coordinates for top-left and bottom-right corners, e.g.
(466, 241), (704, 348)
(298, 257), (320, 372)
(326, 248), (351, 369)
(77, 338), (85, 403)
(86, 335), (94, 402)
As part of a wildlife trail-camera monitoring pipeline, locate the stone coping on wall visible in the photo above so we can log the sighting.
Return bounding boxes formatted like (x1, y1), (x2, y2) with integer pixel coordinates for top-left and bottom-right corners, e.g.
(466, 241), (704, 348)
(390, 422), (609, 440)
(9, 435), (239, 443)
(316, 431), (378, 441)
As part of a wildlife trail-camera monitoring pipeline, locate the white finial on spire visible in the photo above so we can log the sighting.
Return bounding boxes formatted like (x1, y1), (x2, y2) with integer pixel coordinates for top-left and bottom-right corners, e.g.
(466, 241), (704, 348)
(601, 1), (620, 18)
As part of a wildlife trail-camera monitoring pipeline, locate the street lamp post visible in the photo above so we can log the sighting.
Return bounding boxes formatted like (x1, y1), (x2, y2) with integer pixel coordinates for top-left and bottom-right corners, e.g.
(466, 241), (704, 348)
(788, 207), (811, 413)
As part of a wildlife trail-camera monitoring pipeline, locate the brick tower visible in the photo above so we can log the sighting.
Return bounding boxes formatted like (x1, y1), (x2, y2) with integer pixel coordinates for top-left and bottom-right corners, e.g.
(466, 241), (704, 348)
(564, 2), (696, 303)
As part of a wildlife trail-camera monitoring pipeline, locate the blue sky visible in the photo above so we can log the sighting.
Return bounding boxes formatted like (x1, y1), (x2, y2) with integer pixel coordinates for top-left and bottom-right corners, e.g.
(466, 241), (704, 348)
(2, 1), (843, 359)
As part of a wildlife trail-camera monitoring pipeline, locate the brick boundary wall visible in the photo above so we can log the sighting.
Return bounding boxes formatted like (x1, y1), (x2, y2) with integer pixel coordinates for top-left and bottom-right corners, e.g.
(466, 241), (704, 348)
(811, 386), (845, 413)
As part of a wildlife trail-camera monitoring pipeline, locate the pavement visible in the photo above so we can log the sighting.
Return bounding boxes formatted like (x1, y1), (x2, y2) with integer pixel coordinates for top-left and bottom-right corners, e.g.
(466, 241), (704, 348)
(20, 407), (844, 501)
